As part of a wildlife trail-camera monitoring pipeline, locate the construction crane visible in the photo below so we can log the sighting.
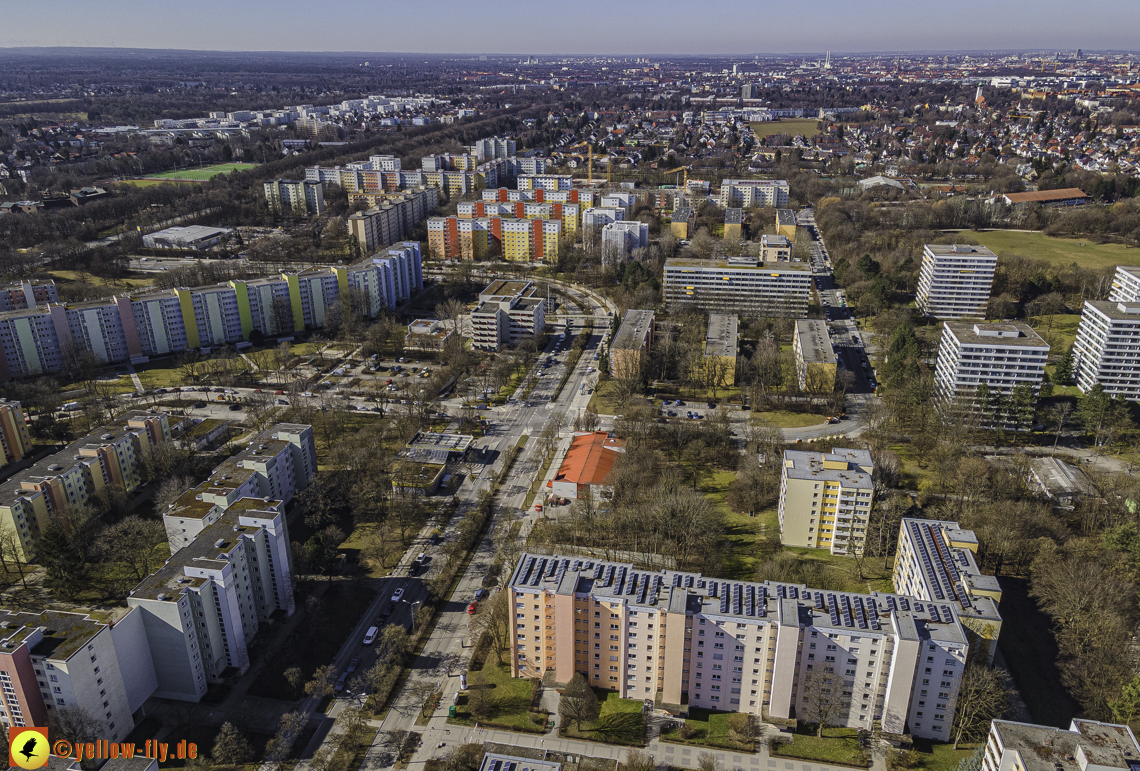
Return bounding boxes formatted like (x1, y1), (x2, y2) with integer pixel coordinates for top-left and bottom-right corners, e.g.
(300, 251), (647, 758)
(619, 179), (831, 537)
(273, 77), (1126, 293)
(587, 145), (593, 183)
(661, 165), (690, 188)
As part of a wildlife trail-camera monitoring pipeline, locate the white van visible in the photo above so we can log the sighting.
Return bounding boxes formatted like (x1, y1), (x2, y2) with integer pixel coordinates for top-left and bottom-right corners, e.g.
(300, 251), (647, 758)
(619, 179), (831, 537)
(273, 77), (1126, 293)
(363, 626), (378, 645)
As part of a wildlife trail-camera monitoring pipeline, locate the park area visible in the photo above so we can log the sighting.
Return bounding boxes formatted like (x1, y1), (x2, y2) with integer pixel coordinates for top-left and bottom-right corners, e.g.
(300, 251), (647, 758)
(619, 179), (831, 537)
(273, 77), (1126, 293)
(952, 229), (1140, 270)
(448, 660), (548, 733)
(659, 708), (757, 751)
(770, 726), (871, 768)
(560, 689), (646, 746)
(142, 162), (258, 182)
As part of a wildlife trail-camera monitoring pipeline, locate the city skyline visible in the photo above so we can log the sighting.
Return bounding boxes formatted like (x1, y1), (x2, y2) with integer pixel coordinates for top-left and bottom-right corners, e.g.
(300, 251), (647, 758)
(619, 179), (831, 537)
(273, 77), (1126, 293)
(3, 0), (1139, 55)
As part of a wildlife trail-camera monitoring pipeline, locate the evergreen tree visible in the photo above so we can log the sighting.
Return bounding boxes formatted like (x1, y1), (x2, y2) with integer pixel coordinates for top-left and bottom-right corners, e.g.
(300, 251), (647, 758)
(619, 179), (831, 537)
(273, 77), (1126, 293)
(212, 722), (254, 767)
(882, 325), (921, 390)
(1053, 344), (1076, 386)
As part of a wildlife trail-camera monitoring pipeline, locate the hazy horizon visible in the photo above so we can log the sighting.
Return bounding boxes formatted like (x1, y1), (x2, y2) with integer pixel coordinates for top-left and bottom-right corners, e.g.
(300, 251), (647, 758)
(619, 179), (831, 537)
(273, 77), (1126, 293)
(3, 0), (1138, 56)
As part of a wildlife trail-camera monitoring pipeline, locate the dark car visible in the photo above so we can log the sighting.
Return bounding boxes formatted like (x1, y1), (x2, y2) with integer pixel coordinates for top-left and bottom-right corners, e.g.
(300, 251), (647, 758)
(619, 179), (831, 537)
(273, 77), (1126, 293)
(193, 401), (207, 409)
(228, 403), (242, 411)
(707, 402), (716, 409)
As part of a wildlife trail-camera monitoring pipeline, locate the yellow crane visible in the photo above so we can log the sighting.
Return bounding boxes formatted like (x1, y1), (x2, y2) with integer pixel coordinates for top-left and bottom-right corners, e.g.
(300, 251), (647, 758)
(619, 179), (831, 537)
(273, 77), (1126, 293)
(661, 165), (690, 188)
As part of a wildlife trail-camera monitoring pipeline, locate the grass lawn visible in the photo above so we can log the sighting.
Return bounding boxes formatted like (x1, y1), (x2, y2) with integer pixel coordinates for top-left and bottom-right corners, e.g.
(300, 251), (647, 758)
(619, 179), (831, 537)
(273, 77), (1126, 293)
(48, 269), (155, 291)
(751, 410), (827, 428)
(449, 660), (546, 733)
(135, 366), (187, 389)
(246, 582), (378, 701)
(951, 229), (1140, 270)
(891, 441), (938, 492)
(770, 726), (870, 767)
(911, 740), (980, 771)
(56, 375), (136, 395)
(145, 162), (258, 181)
(750, 119), (822, 139)
(781, 545), (895, 594)
(660, 707), (755, 751)
(1029, 313), (1081, 354)
(562, 689), (645, 746)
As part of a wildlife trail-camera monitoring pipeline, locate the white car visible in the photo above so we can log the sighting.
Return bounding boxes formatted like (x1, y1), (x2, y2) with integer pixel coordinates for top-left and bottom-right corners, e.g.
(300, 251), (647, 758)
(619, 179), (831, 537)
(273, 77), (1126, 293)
(391, 587), (404, 603)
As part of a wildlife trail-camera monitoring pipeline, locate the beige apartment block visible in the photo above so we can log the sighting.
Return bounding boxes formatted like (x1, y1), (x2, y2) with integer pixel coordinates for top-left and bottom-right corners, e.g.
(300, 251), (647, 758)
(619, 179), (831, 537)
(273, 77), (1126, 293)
(793, 319), (836, 392)
(779, 448), (874, 554)
(981, 719), (1140, 771)
(508, 554), (969, 740)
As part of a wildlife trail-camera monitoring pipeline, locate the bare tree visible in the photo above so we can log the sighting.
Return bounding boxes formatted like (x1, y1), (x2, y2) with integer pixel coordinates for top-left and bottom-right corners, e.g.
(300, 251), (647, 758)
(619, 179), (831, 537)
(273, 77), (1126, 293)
(407, 679), (439, 718)
(96, 515), (168, 581)
(304, 665), (339, 703)
(559, 673), (599, 730)
(799, 666), (851, 738)
(951, 664), (1012, 749)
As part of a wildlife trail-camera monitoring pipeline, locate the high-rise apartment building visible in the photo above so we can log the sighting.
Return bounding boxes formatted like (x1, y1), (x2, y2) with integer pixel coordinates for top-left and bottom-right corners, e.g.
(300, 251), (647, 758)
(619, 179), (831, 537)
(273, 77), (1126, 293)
(472, 137), (517, 161)
(1072, 300), (1140, 401)
(779, 448), (874, 554)
(916, 244), (997, 319)
(717, 179), (790, 208)
(662, 256), (811, 317)
(0, 411), (171, 558)
(0, 280), (58, 311)
(933, 322), (1049, 425)
(347, 187), (438, 252)
(0, 608), (156, 741)
(699, 314), (738, 386)
(0, 399), (31, 465)
(601, 221), (649, 264)
(0, 247), (421, 380)
(507, 554), (968, 739)
(470, 281), (546, 351)
(610, 310), (655, 379)
(263, 179), (326, 216)
(427, 215), (562, 262)
(893, 519), (1002, 663)
(517, 174), (573, 191)
(1109, 265), (1140, 303)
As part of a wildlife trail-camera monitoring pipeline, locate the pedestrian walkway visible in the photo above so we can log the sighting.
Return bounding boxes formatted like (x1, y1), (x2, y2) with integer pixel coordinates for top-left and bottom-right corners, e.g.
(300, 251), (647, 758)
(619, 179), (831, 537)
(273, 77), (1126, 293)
(126, 365), (144, 393)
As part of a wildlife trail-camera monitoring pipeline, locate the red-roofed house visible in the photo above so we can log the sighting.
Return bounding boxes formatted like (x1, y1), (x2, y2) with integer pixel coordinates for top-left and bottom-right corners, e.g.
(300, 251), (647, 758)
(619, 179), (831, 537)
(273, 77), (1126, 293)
(546, 431), (625, 500)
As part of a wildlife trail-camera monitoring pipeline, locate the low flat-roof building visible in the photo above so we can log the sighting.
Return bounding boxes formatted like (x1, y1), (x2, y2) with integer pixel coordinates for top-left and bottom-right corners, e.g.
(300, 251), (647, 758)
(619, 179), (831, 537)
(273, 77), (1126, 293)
(1027, 457), (1098, 506)
(999, 188), (1087, 207)
(405, 431), (474, 463)
(760, 234), (791, 261)
(142, 225), (232, 250)
(546, 431), (624, 500)
(404, 318), (455, 353)
(391, 460), (447, 496)
(610, 309), (654, 380)
(793, 319), (836, 392)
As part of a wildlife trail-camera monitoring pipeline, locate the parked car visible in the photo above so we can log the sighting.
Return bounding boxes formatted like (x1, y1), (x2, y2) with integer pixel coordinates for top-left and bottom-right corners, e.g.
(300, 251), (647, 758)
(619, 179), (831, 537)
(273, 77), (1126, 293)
(391, 587), (404, 603)
(347, 657), (360, 673)
(467, 602), (478, 615)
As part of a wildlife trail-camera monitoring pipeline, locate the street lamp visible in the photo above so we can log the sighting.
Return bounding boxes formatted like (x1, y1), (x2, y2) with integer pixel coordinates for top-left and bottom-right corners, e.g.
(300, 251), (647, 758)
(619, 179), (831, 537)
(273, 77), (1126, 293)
(401, 599), (422, 632)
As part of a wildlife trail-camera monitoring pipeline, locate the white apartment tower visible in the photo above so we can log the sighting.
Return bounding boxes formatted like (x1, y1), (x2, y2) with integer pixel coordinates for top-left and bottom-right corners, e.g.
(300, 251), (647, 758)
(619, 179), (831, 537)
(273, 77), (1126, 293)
(933, 322), (1049, 424)
(1109, 266), (1140, 303)
(916, 244), (997, 319)
(1072, 300), (1140, 401)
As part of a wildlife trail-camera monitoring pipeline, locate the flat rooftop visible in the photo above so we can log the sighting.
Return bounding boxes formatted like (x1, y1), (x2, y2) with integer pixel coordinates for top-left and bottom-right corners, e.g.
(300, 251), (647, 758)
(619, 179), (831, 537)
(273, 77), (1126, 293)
(705, 314), (738, 358)
(991, 719), (1140, 771)
(724, 208), (743, 225)
(783, 448), (873, 487)
(510, 553), (966, 644)
(795, 319), (834, 364)
(148, 225), (231, 241)
(924, 244), (998, 260)
(776, 209), (797, 226)
(665, 256), (810, 272)
(406, 432), (474, 453)
(1029, 456), (1098, 497)
(943, 321), (1049, 349)
(0, 609), (105, 662)
(1084, 300), (1140, 320)
(612, 309), (654, 351)
(481, 279), (531, 300)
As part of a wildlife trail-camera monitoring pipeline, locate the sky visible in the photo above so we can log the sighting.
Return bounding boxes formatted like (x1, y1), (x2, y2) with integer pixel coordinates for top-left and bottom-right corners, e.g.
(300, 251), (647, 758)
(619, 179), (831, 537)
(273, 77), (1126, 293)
(2, 0), (1139, 55)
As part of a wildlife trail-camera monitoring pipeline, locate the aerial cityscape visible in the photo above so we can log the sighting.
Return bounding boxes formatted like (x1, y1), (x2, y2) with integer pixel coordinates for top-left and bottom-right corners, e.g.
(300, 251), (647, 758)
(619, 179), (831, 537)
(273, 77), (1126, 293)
(1, 6), (1140, 771)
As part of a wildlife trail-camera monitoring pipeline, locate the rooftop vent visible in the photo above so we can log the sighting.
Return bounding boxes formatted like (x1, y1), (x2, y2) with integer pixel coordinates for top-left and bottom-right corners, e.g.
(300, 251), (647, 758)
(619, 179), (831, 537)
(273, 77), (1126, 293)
(214, 539), (225, 548)
(156, 593), (167, 601)
(101, 433), (113, 440)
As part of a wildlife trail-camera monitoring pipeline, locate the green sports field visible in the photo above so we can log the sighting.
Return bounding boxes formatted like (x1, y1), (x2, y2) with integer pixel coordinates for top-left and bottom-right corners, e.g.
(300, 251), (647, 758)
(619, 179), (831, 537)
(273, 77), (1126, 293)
(144, 162), (258, 181)
(949, 229), (1140, 270)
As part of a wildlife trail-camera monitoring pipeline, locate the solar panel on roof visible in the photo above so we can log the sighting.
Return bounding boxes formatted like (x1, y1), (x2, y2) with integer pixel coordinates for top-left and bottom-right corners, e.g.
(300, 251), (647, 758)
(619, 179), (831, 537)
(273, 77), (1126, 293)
(709, 582), (717, 598)
(789, 587), (798, 599)
(697, 579), (705, 589)
(673, 574), (682, 587)
(544, 559), (556, 578)
(899, 598), (910, 611)
(941, 605), (953, 620)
